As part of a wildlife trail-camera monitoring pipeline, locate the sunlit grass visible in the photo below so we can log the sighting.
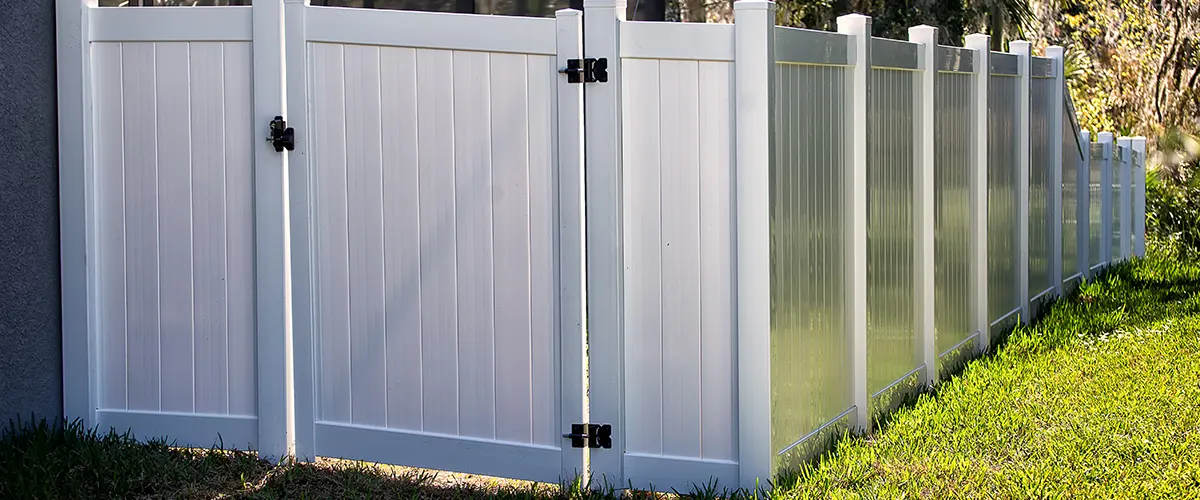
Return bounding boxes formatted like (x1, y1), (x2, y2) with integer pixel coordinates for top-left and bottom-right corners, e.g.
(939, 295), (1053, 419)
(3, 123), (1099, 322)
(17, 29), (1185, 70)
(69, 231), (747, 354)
(775, 251), (1200, 498)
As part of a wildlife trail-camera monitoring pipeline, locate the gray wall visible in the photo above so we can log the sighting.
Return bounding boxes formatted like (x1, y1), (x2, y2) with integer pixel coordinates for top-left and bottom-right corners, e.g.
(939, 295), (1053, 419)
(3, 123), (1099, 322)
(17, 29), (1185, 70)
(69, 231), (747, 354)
(0, 0), (63, 425)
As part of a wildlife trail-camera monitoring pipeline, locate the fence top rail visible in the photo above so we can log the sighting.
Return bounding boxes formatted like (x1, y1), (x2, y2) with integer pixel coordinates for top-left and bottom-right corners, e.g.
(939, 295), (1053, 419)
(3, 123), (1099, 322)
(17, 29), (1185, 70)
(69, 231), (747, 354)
(871, 36), (920, 70)
(774, 26), (851, 67)
(621, 20), (734, 62)
(990, 51), (1019, 76)
(306, 5), (558, 55)
(1031, 56), (1054, 78)
(935, 45), (974, 73)
(89, 5), (252, 42)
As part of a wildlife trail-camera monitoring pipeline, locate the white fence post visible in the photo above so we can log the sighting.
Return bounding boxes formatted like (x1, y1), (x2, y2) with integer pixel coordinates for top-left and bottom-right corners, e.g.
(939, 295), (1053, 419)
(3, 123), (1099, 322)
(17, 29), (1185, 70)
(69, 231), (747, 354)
(909, 25), (937, 386)
(252, 0), (295, 460)
(965, 33), (990, 354)
(837, 13), (871, 432)
(283, 0), (312, 462)
(734, 0), (775, 489)
(1047, 46), (1065, 296)
(1010, 41), (1031, 323)
(56, 0), (100, 429)
(1078, 130), (1091, 279)
(583, 0), (625, 486)
(554, 7), (588, 483)
(1133, 136), (1147, 257)
(1098, 131), (1114, 265)
(1118, 137), (1133, 261)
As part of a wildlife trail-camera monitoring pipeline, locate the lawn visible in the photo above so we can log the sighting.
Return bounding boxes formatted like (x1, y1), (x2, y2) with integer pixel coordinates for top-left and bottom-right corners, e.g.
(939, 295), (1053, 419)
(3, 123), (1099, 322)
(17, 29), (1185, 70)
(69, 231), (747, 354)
(3, 250), (1199, 499)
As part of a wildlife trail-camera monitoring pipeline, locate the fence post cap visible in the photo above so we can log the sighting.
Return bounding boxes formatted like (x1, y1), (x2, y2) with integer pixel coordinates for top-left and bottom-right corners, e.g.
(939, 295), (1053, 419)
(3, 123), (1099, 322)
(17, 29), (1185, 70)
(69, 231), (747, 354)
(836, 13), (871, 33)
(583, 0), (626, 9)
(734, 0), (775, 11)
(908, 25), (937, 37)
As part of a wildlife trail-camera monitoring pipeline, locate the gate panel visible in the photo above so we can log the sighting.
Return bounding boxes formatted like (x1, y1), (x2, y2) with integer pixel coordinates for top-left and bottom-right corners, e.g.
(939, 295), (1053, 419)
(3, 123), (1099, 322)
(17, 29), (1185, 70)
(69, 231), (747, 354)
(87, 11), (260, 450)
(612, 19), (740, 491)
(290, 4), (584, 484)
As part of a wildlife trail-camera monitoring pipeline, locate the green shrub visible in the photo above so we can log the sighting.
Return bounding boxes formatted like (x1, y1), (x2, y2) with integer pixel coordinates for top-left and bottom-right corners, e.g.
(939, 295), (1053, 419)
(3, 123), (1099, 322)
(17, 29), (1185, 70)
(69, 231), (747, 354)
(1145, 165), (1200, 257)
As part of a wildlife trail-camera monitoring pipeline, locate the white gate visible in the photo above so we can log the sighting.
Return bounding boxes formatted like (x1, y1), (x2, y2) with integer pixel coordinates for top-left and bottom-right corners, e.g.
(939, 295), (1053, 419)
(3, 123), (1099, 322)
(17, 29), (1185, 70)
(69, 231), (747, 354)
(283, 3), (587, 484)
(57, 4), (291, 454)
(60, 0), (587, 485)
(583, 3), (741, 491)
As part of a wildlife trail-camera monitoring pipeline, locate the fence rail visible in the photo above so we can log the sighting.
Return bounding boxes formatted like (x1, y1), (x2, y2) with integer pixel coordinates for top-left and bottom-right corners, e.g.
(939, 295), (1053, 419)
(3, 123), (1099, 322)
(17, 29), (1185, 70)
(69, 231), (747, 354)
(57, 0), (1146, 493)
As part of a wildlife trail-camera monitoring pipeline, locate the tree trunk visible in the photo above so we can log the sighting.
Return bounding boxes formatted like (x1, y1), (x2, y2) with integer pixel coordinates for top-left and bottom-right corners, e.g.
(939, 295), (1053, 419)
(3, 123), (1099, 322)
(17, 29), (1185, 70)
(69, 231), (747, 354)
(633, 0), (666, 21)
(989, 3), (1004, 51)
(685, 0), (705, 22)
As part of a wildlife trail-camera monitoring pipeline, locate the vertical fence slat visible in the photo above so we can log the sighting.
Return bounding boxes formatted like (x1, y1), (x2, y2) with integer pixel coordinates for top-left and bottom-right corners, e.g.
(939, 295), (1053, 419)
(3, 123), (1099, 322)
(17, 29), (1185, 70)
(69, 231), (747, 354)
(735, 0), (774, 488)
(836, 13), (871, 433)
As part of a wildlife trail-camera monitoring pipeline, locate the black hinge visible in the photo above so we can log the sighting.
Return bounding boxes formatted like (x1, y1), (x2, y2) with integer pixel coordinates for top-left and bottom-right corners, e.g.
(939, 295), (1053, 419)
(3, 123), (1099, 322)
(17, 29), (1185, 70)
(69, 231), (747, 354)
(267, 116), (295, 153)
(563, 423), (612, 449)
(560, 58), (608, 84)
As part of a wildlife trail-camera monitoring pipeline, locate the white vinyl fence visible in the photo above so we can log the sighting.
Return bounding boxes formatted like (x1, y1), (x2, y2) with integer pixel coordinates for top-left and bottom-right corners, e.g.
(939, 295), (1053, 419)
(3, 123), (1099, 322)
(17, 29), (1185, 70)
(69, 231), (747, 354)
(56, 0), (1146, 493)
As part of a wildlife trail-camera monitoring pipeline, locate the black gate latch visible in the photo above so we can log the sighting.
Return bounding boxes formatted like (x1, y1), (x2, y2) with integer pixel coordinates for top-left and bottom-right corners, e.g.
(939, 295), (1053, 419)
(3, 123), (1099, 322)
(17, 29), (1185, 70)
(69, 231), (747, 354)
(268, 116), (295, 153)
(563, 423), (612, 449)
(560, 58), (608, 84)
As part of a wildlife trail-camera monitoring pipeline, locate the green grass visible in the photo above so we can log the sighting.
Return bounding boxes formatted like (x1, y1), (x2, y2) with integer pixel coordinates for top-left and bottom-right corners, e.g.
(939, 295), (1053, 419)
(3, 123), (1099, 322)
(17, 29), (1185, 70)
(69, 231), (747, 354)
(4, 250), (1200, 499)
(778, 250), (1200, 499)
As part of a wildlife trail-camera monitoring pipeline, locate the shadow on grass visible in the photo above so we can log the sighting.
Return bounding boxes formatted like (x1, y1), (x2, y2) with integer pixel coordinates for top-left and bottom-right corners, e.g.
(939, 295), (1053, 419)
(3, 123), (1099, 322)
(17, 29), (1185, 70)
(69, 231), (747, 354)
(9, 257), (1198, 500)
(0, 416), (761, 500)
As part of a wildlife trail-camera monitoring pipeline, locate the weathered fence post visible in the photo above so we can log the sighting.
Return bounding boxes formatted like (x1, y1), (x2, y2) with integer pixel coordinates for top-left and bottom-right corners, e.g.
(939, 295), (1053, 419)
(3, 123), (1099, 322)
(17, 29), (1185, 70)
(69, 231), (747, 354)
(910, 25), (937, 386)
(837, 12), (871, 432)
(1010, 40), (1031, 323)
(734, 0), (775, 488)
(1098, 131), (1114, 266)
(1133, 136), (1148, 258)
(1047, 46), (1065, 296)
(965, 33), (990, 354)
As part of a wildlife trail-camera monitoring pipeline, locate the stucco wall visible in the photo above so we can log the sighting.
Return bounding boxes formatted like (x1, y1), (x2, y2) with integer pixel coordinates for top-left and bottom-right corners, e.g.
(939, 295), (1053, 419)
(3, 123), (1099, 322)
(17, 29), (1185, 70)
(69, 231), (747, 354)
(0, 0), (63, 425)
